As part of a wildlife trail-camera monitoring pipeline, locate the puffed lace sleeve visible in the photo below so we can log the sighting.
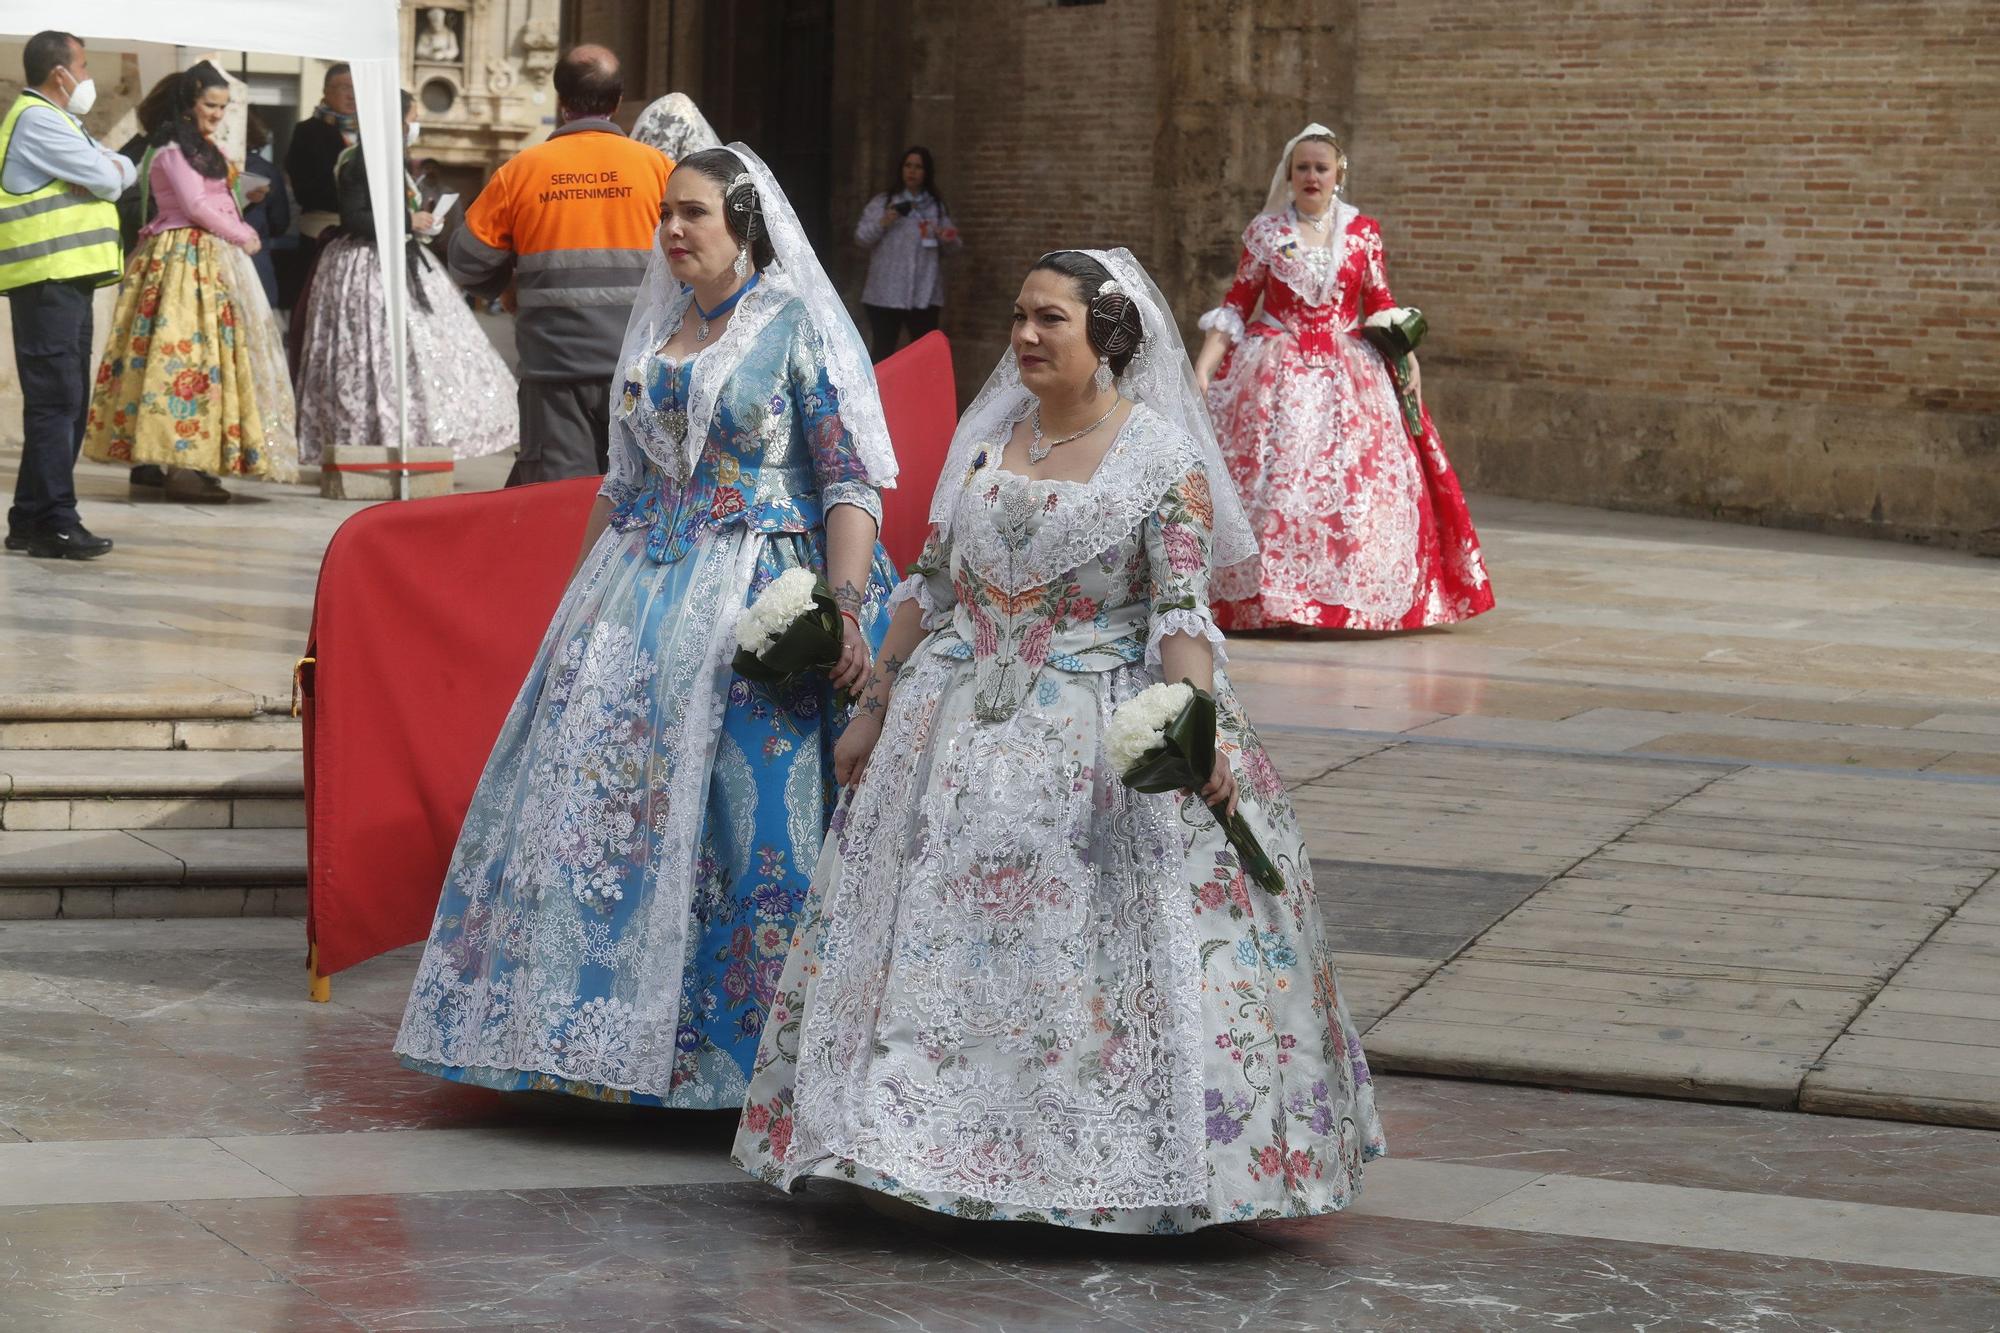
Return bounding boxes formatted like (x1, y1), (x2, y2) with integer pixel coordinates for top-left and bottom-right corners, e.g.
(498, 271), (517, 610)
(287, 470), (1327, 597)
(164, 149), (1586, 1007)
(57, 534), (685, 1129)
(1198, 222), (1269, 345)
(790, 315), (884, 526)
(885, 525), (954, 631)
(1141, 466), (1228, 670)
(1357, 216), (1397, 320)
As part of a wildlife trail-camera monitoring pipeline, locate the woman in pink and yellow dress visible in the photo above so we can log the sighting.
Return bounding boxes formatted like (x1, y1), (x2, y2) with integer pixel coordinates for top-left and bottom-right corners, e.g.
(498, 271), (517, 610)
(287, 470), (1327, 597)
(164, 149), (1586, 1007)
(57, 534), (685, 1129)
(1192, 124), (1491, 632)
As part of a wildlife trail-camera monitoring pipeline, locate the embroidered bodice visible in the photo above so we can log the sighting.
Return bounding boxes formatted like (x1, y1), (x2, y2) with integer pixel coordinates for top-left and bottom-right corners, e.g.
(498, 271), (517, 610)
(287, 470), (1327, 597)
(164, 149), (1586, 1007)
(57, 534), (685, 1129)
(1203, 207), (1398, 366)
(893, 404), (1225, 722)
(599, 293), (881, 565)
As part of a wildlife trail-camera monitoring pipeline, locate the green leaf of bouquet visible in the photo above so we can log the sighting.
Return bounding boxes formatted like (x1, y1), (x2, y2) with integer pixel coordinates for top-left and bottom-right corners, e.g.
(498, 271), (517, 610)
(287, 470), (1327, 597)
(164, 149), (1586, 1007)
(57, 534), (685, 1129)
(730, 648), (788, 684)
(1124, 748), (1199, 794)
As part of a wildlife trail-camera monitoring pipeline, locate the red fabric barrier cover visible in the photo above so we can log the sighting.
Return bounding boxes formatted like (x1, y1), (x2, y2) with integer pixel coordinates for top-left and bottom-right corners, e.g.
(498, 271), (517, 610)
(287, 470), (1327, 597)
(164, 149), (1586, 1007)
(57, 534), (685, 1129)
(303, 332), (956, 976)
(872, 330), (955, 570)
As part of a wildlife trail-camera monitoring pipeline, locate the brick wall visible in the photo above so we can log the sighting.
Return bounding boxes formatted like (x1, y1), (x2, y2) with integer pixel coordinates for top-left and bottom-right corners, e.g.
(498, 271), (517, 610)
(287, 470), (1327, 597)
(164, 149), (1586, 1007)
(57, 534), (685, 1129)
(1350, 0), (1999, 546)
(925, 0), (1166, 395)
(588, 0), (1999, 550)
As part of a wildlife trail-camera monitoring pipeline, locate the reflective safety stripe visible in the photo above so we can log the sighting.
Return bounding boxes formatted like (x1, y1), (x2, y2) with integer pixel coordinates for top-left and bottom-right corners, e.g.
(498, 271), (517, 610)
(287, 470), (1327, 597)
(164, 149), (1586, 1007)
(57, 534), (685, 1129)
(515, 247), (653, 274)
(0, 190), (95, 226)
(515, 283), (648, 308)
(0, 225), (120, 266)
(0, 94), (122, 291)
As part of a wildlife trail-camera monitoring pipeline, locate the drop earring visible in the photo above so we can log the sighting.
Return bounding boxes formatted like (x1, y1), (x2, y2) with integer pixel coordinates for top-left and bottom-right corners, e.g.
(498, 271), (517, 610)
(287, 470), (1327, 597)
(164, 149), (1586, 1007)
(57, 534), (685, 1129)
(1093, 356), (1113, 394)
(732, 242), (750, 280)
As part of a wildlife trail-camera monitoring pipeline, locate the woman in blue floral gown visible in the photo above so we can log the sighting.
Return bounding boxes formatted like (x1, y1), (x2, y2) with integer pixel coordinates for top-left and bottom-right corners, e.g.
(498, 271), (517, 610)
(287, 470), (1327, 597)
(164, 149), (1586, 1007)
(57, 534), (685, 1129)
(393, 146), (900, 1108)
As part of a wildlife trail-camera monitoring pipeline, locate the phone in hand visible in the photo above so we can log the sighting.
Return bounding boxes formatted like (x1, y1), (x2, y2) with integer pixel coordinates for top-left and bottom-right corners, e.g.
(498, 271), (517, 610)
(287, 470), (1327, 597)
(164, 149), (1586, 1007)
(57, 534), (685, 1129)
(892, 199), (914, 216)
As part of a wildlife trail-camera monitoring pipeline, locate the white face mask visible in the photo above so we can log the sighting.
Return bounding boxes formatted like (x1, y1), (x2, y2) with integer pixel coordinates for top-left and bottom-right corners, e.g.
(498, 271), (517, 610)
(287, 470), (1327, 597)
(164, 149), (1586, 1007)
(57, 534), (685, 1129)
(61, 69), (97, 117)
(406, 122), (421, 148)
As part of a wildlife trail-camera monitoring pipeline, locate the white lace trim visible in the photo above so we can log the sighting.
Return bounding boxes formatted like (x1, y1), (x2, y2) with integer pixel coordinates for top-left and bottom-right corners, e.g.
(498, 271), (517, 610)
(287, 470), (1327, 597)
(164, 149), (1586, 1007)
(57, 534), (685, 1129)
(885, 573), (931, 616)
(949, 404), (1202, 595)
(614, 277), (790, 479)
(607, 143), (897, 490)
(927, 249), (1256, 569)
(392, 525), (759, 1099)
(1197, 306), (1245, 344)
(785, 657), (1209, 1209)
(885, 573), (947, 632)
(1243, 205), (1358, 310)
(822, 480), (883, 525)
(1144, 608), (1227, 670)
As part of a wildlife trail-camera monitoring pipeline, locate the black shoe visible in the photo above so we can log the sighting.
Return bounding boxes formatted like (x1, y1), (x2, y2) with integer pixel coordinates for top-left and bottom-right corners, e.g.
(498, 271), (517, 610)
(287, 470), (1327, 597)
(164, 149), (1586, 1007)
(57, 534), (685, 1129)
(130, 464), (168, 489)
(24, 525), (113, 560)
(3, 531), (26, 552)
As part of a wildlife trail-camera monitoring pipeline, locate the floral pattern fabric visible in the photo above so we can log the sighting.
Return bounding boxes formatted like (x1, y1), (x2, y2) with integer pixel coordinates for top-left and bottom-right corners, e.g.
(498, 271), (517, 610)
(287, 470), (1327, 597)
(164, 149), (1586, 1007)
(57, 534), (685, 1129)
(294, 235), (518, 463)
(1204, 208), (1492, 630)
(393, 297), (895, 1108)
(82, 227), (297, 480)
(733, 403), (1385, 1232)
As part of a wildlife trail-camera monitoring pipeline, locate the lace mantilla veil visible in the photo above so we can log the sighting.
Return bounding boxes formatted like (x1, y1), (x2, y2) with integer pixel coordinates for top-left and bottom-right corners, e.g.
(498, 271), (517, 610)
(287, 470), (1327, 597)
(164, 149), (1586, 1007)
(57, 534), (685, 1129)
(632, 93), (721, 162)
(927, 247), (1254, 568)
(608, 142), (898, 487)
(1264, 121), (1345, 214)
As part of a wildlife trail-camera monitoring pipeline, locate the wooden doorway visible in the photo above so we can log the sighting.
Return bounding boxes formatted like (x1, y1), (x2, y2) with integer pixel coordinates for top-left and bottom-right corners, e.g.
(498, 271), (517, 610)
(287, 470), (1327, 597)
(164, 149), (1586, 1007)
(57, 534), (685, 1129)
(700, 0), (837, 248)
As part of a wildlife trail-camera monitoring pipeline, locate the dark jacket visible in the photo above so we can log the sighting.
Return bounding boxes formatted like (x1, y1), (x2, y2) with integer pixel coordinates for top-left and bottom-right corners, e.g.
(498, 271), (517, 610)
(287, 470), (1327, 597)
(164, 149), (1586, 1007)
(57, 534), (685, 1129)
(241, 148), (290, 306)
(337, 145), (432, 312)
(285, 115), (347, 214)
(114, 132), (148, 252)
(336, 146), (406, 239)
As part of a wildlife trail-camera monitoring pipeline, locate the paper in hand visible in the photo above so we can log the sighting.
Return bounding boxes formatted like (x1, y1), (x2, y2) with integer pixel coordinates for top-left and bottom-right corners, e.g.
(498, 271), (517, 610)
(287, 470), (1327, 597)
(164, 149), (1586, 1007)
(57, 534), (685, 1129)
(420, 193), (459, 238)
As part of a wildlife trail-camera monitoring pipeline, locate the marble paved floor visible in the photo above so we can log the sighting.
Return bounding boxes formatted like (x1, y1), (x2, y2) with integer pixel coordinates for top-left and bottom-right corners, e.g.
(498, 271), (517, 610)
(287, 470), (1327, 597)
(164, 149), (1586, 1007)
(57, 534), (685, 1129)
(5, 454), (2000, 1124)
(5, 448), (2000, 1325)
(3, 919), (1998, 1331)
(0, 446), (513, 713)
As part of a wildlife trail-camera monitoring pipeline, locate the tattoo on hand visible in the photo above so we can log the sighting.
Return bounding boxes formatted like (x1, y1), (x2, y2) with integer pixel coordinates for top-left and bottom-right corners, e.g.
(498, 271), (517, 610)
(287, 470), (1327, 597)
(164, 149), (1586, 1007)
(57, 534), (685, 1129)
(859, 693), (886, 718)
(881, 652), (905, 680)
(833, 581), (865, 615)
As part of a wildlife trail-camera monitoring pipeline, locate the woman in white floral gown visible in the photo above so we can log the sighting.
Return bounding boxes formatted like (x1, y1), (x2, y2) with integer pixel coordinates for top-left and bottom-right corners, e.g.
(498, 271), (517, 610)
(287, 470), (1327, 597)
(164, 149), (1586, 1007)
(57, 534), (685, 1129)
(733, 248), (1385, 1233)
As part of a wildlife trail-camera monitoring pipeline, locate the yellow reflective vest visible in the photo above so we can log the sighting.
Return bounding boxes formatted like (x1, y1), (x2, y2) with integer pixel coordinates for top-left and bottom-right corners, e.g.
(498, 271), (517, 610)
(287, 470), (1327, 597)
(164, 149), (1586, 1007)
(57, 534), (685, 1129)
(0, 93), (123, 293)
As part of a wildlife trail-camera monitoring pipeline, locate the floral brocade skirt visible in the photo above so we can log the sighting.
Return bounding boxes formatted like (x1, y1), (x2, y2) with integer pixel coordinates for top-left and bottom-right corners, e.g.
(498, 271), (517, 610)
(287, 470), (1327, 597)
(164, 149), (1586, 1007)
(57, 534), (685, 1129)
(733, 648), (1386, 1232)
(393, 521), (895, 1109)
(82, 228), (297, 481)
(1207, 330), (1490, 631)
(294, 235), (518, 464)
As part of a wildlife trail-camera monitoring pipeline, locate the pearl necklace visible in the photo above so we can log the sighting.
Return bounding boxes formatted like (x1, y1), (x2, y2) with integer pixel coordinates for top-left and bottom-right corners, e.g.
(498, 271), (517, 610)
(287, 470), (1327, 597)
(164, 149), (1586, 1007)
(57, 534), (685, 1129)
(1027, 397), (1119, 465)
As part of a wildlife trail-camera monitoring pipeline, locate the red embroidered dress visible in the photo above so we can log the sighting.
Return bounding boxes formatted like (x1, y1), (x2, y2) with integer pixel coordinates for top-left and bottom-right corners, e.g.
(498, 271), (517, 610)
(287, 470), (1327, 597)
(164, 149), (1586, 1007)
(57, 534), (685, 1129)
(1202, 205), (1493, 631)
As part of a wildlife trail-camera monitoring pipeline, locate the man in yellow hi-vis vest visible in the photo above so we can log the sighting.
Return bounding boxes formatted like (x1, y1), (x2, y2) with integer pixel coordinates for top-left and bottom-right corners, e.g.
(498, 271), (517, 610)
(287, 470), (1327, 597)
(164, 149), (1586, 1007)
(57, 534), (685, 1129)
(1, 31), (134, 560)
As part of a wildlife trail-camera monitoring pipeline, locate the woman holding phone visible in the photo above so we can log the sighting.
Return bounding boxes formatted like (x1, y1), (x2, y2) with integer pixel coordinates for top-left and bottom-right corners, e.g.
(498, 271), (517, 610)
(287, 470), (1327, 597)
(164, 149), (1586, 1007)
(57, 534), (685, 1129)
(855, 145), (960, 357)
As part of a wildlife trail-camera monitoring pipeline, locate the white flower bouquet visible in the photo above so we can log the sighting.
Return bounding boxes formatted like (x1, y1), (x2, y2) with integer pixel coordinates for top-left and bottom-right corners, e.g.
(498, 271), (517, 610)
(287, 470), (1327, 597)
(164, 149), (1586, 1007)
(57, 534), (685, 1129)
(1108, 680), (1284, 895)
(732, 568), (845, 694)
(1362, 305), (1428, 439)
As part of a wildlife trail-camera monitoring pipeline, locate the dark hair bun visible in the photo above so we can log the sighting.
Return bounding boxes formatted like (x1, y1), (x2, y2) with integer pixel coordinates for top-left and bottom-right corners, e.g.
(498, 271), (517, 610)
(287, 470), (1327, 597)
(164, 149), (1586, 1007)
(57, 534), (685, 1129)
(1088, 289), (1142, 364)
(677, 147), (777, 270)
(1028, 250), (1148, 375)
(724, 174), (763, 245)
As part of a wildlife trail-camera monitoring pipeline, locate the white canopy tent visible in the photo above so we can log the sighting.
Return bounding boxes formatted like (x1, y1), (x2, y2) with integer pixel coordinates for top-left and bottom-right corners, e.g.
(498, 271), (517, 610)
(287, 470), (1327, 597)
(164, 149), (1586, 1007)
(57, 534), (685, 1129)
(7, 1), (416, 494)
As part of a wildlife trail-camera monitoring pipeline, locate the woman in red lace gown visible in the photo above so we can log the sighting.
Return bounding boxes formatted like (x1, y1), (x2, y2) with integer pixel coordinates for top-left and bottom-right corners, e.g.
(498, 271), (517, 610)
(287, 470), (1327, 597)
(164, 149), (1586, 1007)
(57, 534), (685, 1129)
(1192, 125), (1493, 632)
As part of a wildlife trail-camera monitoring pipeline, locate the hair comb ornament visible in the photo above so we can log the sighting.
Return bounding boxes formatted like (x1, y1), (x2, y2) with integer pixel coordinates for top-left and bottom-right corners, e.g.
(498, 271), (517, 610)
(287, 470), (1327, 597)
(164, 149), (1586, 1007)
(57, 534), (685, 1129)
(1089, 281), (1140, 360)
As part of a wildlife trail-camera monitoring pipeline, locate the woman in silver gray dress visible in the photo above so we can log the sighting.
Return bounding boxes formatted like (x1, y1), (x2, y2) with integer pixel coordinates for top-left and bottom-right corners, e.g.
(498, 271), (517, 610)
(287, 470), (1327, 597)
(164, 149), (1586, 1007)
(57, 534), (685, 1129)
(293, 93), (516, 465)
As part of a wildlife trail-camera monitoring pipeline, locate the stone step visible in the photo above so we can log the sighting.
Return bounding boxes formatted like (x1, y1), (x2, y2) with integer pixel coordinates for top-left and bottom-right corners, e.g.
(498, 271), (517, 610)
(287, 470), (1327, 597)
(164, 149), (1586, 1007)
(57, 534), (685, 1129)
(0, 827), (305, 919)
(0, 749), (305, 833)
(0, 715), (301, 752)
